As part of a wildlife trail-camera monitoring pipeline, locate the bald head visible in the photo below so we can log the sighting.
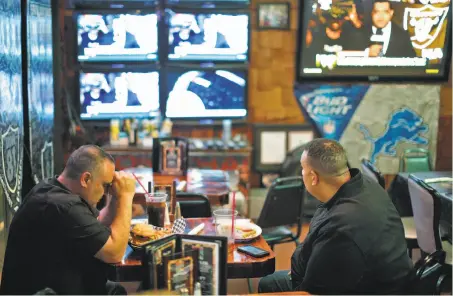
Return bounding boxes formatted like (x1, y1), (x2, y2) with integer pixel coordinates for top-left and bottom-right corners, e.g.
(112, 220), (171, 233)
(303, 139), (349, 177)
(63, 145), (115, 180)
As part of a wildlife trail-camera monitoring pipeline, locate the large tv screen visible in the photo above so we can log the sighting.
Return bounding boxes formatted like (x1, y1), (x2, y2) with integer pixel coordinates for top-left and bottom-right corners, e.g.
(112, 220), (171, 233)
(165, 69), (247, 119)
(168, 12), (249, 62)
(77, 13), (158, 62)
(80, 71), (159, 120)
(297, 0), (452, 82)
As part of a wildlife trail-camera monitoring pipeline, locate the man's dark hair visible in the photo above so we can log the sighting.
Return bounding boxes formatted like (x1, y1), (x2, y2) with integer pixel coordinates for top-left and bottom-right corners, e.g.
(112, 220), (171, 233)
(304, 138), (349, 177)
(373, 0), (393, 10)
(64, 145), (114, 180)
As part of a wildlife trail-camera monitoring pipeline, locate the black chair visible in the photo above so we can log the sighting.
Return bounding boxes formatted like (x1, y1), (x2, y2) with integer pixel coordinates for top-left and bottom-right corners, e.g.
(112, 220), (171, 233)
(408, 250), (447, 295)
(408, 174), (452, 293)
(256, 176), (305, 250)
(176, 192), (212, 218)
(360, 159), (385, 188)
(361, 159), (418, 258)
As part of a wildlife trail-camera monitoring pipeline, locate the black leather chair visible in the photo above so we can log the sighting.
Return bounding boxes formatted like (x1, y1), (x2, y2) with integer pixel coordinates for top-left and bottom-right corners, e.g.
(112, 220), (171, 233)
(408, 250), (448, 295)
(176, 192), (212, 218)
(360, 159), (385, 188)
(256, 176), (305, 250)
(408, 174), (452, 293)
(361, 158), (418, 258)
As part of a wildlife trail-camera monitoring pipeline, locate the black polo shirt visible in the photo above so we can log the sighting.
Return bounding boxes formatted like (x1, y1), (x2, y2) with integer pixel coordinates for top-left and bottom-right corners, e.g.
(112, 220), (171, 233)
(291, 169), (413, 294)
(0, 178), (111, 295)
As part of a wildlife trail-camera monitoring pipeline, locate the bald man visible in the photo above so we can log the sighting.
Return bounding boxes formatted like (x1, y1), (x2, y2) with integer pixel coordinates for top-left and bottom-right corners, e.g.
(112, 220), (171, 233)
(259, 139), (413, 294)
(1, 145), (136, 295)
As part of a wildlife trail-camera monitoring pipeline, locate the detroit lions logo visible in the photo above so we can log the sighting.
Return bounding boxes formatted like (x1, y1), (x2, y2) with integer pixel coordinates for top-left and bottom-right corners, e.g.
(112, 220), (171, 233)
(358, 108), (428, 163)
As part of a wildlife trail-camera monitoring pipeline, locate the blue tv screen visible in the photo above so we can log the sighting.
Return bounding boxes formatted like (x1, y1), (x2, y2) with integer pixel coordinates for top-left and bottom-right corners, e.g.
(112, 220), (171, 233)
(168, 13), (249, 62)
(165, 69), (247, 119)
(77, 13), (158, 62)
(80, 71), (160, 120)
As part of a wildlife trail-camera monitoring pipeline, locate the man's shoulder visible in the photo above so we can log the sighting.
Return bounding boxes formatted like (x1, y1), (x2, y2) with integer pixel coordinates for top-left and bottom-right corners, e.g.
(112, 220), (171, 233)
(28, 179), (83, 210)
(390, 22), (410, 37)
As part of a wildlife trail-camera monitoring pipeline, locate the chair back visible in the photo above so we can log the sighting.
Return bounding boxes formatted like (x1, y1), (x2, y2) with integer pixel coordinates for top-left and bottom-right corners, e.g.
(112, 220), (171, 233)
(408, 250), (446, 295)
(400, 148), (431, 172)
(176, 192), (212, 218)
(257, 176), (305, 229)
(361, 159), (385, 188)
(408, 174), (443, 255)
(280, 146), (306, 177)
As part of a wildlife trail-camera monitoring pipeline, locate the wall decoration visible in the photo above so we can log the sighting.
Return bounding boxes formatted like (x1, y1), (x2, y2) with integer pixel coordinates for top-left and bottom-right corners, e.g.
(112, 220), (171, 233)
(295, 84), (441, 174)
(257, 3), (290, 30)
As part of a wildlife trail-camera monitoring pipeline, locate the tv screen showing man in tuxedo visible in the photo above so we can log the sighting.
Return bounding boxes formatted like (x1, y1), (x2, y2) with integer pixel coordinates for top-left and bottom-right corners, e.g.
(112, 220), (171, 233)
(365, 0), (416, 58)
(298, 0), (451, 79)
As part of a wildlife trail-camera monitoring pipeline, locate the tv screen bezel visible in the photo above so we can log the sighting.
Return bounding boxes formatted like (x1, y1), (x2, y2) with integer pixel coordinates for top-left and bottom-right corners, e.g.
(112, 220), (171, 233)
(295, 1), (453, 83)
(163, 63), (249, 121)
(75, 9), (159, 64)
(73, 0), (158, 10)
(165, 0), (250, 9)
(164, 8), (251, 63)
(77, 64), (161, 121)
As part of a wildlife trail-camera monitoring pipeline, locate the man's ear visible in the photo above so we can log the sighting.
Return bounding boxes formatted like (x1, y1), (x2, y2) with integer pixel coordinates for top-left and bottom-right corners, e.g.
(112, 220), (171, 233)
(311, 171), (319, 186)
(80, 172), (91, 188)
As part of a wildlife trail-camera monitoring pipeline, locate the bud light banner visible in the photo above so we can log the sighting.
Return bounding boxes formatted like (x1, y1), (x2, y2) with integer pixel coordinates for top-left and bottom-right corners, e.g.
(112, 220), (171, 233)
(295, 85), (370, 140)
(295, 84), (440, 174)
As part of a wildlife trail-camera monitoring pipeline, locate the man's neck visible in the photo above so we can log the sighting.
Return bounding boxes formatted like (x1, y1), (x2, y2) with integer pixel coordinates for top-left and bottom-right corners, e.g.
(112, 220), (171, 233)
(319, 171), (352, 203)
(373, 22), (391, 33)
(57, 175), (80, 196)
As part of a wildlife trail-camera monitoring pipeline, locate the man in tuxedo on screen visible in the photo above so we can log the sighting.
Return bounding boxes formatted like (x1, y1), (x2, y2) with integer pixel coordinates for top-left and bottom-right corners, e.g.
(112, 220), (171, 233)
(363, 0), (416, 57)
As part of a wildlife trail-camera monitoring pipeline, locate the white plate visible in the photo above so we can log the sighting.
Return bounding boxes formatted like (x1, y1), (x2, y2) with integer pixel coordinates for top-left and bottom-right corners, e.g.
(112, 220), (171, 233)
(234, 222), (262, 243)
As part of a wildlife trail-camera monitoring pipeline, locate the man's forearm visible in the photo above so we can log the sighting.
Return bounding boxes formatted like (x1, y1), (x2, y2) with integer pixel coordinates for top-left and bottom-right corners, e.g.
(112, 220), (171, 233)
(109, 195), (133, 256)
(98, 194), (117, 226)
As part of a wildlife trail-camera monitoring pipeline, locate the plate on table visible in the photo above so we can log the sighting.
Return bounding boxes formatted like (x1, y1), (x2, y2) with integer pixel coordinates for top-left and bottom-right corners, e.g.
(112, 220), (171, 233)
(234, 222), (262, 242)
(128, 223), (173, 250)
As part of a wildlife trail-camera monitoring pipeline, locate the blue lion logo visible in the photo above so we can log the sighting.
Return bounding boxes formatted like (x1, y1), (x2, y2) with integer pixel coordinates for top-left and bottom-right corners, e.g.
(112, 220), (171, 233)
(359, 108), (428, 163)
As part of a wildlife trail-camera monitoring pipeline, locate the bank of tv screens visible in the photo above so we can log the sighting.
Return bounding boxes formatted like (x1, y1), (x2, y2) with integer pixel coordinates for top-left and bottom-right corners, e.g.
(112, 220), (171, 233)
(168, 12), (249, 62)
(297, 0), (452, 82)
(80, 71), (159, 119)
(77, 13), (158, 62)
(165, 69), (247, 119)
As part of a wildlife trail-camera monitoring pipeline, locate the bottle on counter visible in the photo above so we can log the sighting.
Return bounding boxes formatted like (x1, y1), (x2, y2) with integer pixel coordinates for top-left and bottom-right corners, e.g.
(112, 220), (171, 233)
(194, 282), (201, 296)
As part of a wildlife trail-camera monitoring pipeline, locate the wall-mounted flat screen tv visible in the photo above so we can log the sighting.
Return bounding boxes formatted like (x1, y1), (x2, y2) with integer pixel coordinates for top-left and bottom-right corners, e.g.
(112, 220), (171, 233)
(297, 0), (452, 82)
(165, 68), (247, 119)
(77, 12), (158, 62)
(80, 71), (160, 119)
(168, 11), (249, 62)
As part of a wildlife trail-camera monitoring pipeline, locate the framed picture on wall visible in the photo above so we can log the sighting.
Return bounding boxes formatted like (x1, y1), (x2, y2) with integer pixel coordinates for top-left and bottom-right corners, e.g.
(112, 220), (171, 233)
(253, 124), (315, 172)
(257, 3), (290, 30)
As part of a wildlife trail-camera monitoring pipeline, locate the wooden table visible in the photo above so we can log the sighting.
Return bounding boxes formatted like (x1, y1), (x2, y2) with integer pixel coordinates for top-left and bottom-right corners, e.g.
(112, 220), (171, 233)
(125, 167), (230, 205)
(108, 218), (276, 282)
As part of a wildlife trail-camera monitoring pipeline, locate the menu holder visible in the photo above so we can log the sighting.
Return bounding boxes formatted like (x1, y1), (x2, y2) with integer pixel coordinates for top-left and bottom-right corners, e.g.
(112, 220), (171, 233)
(140, 234), (227, 295)
(142, 235), (178, 291)
(179, 234), (228, 295)
(152, 137), (189, 176)
(163, 249), (199, 295)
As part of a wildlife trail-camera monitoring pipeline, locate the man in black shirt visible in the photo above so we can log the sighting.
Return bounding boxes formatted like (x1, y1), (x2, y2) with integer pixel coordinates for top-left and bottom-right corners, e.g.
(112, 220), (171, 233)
(258, 139), (413, 294)
(0, 145), (136, 294)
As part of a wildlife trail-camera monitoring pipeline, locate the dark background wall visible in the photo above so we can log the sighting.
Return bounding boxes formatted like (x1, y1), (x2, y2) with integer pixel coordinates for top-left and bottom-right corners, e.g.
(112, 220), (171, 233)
(56, 0), (452, 172)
